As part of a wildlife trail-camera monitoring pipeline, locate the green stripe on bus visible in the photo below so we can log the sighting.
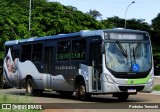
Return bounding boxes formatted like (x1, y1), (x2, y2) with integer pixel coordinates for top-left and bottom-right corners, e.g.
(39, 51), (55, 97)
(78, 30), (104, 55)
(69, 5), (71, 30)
(127, 75), (150, 84)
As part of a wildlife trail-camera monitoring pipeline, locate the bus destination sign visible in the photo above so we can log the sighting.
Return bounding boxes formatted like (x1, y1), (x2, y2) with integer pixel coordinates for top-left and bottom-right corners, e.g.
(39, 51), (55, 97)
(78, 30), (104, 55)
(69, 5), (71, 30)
(105, 33), (144, 40)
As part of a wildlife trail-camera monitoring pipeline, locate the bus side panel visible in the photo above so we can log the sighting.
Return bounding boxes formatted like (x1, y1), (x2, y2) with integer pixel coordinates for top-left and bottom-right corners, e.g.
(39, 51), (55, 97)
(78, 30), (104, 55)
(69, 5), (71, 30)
(52, 62), (77, 91)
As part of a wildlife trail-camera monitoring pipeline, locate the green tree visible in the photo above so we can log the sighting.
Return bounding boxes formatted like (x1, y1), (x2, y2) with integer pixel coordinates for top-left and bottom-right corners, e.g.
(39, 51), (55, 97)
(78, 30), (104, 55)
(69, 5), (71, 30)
(151, 13), (160, 68)
(102, 16), (124, 28)
(127, 19), (150, 31)
(152, 13), (160, 31)
(87, 9), (102, 20)
(0, 0), (105, 61)
(102, 16), (151, 31)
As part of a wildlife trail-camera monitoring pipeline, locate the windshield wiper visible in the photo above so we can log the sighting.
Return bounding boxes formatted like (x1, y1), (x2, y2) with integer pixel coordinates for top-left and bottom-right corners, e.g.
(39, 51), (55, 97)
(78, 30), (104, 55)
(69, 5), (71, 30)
(133, 41), (141, 63)
(133, 48), (136, 63)
(116, 41), (128, 57)
(135, 41), (141, 54)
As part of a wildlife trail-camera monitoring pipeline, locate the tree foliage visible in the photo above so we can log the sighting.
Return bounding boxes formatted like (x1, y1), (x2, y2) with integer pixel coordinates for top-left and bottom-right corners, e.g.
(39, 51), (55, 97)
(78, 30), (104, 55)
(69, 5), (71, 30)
(87, 9), (102, 20)
(0, 0), (105, 61)
(152, 13), (160, 31)
(151, 13), (160, 66)
(102, 16), (124, 28)
(101, 16), (150, 31)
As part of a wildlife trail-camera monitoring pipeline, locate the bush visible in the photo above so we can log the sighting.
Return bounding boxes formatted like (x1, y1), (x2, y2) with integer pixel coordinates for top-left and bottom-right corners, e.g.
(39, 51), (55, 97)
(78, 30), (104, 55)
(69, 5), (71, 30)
(153, 85), (160, 91)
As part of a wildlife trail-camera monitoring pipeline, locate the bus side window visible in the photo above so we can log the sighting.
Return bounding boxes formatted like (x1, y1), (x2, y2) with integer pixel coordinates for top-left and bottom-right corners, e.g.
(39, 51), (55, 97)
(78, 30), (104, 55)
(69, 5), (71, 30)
(5, 47), (13, 56)
(21, 45), (31, 62)
(32, 44), (43, 62)
(13, 49), (19, 60)
(57, 40), (71, 61)
(71, 39), (86, 60)
(5, 47), (9, 56)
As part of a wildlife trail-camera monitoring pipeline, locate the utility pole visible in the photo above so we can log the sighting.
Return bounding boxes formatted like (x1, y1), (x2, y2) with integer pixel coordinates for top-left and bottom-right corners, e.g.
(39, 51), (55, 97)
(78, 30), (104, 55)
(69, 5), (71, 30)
(29, 0), (32, 34)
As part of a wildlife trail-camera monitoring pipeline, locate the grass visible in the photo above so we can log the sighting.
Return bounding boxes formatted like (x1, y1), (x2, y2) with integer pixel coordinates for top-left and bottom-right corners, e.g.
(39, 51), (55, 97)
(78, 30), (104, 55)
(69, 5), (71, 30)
(0, 94), (42, 112)
(153, 85), (160, 91)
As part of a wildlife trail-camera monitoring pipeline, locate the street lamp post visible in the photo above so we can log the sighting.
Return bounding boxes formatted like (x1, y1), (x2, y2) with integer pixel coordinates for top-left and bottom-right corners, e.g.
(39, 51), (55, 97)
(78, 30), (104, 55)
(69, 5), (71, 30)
(124, 1), (135, 29)
(29, 0), (32, 32)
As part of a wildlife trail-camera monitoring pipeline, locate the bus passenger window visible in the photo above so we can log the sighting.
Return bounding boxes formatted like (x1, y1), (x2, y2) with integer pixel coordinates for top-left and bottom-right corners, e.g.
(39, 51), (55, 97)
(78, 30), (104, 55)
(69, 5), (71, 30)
(71, 39), (86, 60)
(13, 50), (19, 60)
(21, 45), (31, 61)
(57, 41), (71, 61)
(32, 44), (42, 62)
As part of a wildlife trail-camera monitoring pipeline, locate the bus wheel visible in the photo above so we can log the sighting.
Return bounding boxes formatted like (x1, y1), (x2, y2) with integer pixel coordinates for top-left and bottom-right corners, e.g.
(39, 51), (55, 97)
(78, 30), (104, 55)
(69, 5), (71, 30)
(0, 74), (3, 89)
(76, 81), (91, 100)
(117, 93), (129, 101)
(26, 78), (34, 95)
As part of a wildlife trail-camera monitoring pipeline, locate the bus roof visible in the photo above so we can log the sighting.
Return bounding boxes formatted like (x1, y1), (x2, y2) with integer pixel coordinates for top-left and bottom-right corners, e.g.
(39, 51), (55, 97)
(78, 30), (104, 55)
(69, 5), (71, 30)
(5, 29), (148, 46)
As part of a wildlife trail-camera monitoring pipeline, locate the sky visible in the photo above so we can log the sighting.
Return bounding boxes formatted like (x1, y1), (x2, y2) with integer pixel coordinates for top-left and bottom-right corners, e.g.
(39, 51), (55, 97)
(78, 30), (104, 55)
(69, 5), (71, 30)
(48, 0), (160, 24)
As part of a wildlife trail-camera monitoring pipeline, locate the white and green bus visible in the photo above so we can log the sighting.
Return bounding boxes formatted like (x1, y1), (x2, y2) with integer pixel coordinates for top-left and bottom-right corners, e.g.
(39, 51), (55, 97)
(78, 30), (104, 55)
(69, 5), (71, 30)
(3, 28), (153, 101)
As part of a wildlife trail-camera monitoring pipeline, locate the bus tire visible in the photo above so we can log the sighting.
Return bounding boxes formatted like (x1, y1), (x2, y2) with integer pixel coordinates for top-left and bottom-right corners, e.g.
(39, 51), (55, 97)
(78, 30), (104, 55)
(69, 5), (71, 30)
(76, 81), (91, 100)
(117, 93), (129, 101)
(26, 78), (34, 95)
(0, 74), (3, 89)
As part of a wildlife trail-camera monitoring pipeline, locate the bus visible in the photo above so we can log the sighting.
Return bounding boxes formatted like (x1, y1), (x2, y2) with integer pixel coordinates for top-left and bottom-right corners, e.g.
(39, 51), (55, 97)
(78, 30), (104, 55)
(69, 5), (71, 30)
(2, 28), (154, 101)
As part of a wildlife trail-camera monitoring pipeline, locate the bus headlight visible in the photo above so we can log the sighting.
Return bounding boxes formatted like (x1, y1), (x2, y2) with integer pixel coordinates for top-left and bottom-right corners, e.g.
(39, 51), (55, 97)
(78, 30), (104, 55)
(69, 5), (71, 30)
(105, 74), (115, 84)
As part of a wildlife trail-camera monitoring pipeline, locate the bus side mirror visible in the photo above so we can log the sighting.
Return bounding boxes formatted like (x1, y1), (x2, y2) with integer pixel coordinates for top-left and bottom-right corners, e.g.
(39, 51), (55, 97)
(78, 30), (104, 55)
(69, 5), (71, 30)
(101, 45), (105, 54)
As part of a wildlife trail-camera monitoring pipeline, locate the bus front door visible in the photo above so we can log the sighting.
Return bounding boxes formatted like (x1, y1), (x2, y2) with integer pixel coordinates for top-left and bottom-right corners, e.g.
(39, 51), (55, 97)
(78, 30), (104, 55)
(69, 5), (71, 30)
(90, 43), (102, 91)
(43, 47), (53, 90)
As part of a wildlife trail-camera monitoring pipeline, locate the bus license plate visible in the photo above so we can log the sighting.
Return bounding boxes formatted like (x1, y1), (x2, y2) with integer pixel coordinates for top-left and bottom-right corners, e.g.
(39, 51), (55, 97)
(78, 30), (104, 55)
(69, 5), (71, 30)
(128, 89), (136, 93)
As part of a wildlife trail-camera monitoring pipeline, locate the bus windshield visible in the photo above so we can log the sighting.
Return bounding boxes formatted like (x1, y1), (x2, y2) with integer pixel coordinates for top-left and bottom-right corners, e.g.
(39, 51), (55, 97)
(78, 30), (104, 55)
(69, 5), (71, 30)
(105, 41), (152, 72)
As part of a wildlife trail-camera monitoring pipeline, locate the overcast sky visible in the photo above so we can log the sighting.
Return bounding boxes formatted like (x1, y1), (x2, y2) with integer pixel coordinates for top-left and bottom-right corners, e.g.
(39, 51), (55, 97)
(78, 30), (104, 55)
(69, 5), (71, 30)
(48, 0), (160, 24)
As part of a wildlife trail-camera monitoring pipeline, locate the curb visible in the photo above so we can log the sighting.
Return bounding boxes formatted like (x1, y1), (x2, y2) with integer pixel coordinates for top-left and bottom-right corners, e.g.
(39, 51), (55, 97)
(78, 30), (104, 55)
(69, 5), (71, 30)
(151, 91), (160, 95)
(139, 91), (160, 95)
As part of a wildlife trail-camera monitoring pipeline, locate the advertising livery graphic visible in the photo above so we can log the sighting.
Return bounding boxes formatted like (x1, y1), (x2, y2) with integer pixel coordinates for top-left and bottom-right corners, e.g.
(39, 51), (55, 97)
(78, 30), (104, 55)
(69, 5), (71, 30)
(3, 48), (69, 89)
(4, 48), (22, 87)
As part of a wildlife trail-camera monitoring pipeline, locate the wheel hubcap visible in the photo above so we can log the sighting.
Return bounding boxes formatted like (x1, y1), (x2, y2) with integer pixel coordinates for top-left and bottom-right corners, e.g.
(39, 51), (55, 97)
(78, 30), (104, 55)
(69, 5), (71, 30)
(28, 83), (32, 93)
(80, 85), (85, 96)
